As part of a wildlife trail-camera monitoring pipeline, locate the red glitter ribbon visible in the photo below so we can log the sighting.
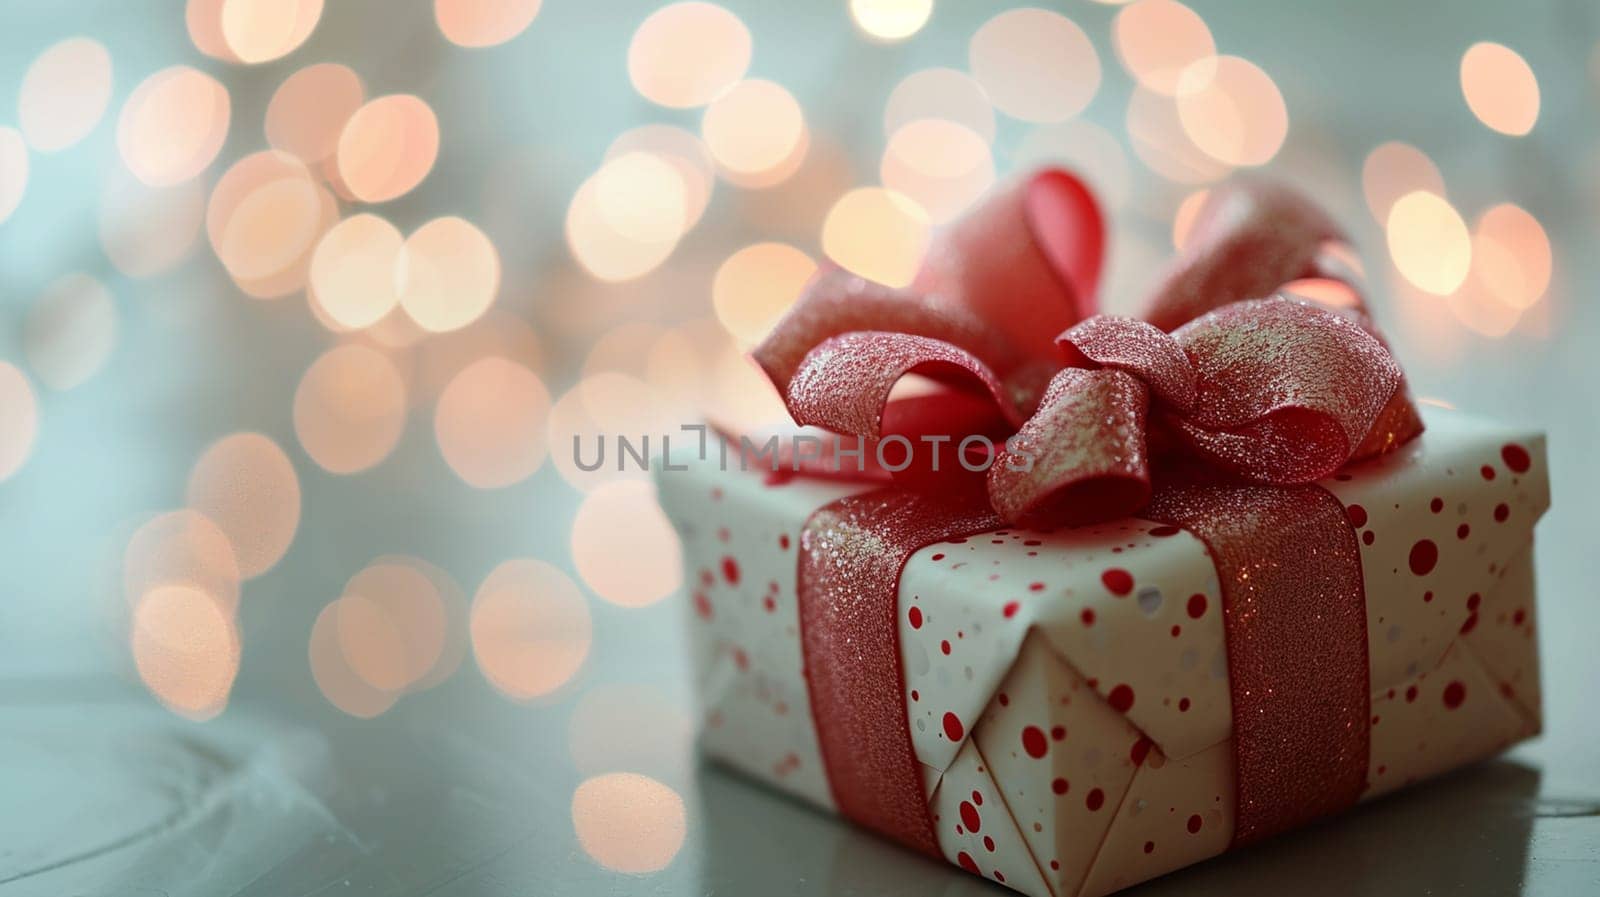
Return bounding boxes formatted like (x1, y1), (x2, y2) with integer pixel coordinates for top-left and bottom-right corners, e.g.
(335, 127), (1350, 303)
(769, 171), (1421, 857)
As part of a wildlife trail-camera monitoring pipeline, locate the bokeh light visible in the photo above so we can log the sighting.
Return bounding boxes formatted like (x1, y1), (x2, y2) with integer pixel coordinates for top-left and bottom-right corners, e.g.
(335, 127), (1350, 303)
(220, 0), (324, 64)
(1460, 42), (1539, 137)
(571, 773), (687, 874)
(593, 152), (689, 245)
(880, 117), (994, 222)
(1171, 188), (1209, 250)
(309, 213), (404, 328)
(1362, 141), (1444, 225)
(266, 63), (364, 164)
(471, 559), (592, 700)
(1126, 86), (1229, 183)
(207, 150), (329, 296)
(340, 558), (453, 692)
(1471, 203), (1551, 310)
(628, 2), (751, 109)
(0, 127), (29, 223)
(850, 0), (933, 42)
(821, 187), (930, 287)
(1175, 55), (1287, 167)
(0, 363), (39, 483)
(337, 94), (440, 203)
(310, 599), (399, 718)
(131, 585), (240, 721)
(436, 0), (543, 47)
(397, 216), (502, 332)
(566, 166), (683, 283)
(123, 510), (241, 617)
(434, 356), (551, 488)
(23, 273), (118, 391)
(968, 9), (1099, 123)
(701, 79), (807, 187)
(605, 125), (716, 231)
(570, 480), (683, 608)
(712, 242), (816, 347)
(18, 37), (112, 152)
(1113, 0), (1215, 96)
(293, 344), (408, 474)
(1386, 190), (1472, 296)
(187, 0), (239, 62)
(117, 65), (230, 187)
(185, 432), (302, 579)
(884, 68), (995, 146)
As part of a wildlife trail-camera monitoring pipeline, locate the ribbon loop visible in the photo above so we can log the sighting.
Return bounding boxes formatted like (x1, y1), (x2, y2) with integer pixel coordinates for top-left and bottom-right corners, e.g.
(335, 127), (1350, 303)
(754, 168), (1422, 524)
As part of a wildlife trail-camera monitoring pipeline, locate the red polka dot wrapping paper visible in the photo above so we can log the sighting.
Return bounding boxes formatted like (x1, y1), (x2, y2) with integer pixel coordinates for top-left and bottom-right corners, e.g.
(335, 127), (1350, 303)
(655, 409), (1548, 897)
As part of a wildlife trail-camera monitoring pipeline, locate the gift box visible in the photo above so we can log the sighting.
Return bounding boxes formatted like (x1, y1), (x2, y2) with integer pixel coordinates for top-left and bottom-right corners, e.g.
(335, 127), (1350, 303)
(657, 172), (1550, 896)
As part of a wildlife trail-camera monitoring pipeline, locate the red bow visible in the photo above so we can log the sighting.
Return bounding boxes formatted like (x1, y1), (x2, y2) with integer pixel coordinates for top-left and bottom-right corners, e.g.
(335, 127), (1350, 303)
(754, 170), (1423, 525)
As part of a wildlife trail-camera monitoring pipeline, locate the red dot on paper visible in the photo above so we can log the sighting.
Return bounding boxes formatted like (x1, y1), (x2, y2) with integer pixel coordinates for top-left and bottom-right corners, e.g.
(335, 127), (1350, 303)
(1187, 593), (1207, 619)
(1003, 601), (1020, 619)
(972, 789), (983, 806)
(1408, 539), (1438, 576)
(721, 556), (741, 585)
(1080, 608), (1096, 626)
(1346, 504), (1368, 527)
(1130, 736), (1153, 765)
(1502, 444), (1531, 473)
(1494, 503), (1510, 523)
(779, 533), (791, 550)
(908, 607), (923, 629)
(940, 640), (951, 655)
(1513, 608), (1527, 625)
(1481, 465), (1496, 481)
(960, 800), (981, 833)
(1101, 569), (1134, 596)
(1460, 613), (1479, 634)
(957, 851), (979, 874)
(1405, 685), (1418, 703)
(943, 712), (964, 740)
(1187, 813), (1203, 834)
(1052, 777), (1069, 795)
(1051, 725), (1066, 741)
(1144, 841), (1155, 854)
(983, 835), (995, 852)
(994, 870), (1005, 883)
(1178, 697), (1191, 712)
(1362, 530), (1375, 546)
(694, 592), (713, 619)
(1443, 680), (1466, 709)
(1021, 725), (1048, 758)
(1029, 581), (1045, 592)
(910, 689), (919, 701)
(1086, 788), (1105, 811)
(1150, 525), (1180, 537)
(1457, 523), (1471, 540)
(1108, 684), (1135, 713)
(1430, 497), (1444, 513)
(1467, 593), (1482, 611)
(762, 595), (776, 612)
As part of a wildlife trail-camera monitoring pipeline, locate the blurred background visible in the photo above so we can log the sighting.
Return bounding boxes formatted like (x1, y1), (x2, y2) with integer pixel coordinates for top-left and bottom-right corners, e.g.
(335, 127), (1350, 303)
(1, 1), (1596, 894)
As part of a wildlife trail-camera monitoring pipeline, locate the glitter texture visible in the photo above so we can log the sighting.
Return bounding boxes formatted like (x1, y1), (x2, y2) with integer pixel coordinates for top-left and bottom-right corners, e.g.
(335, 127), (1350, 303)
(797, 488), (1001, 856)
(1146, 479), (1370, 846)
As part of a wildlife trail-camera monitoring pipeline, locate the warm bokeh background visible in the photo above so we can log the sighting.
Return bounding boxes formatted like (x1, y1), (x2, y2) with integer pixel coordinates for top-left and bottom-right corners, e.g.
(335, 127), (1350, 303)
(1, 1), (1596, 894)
